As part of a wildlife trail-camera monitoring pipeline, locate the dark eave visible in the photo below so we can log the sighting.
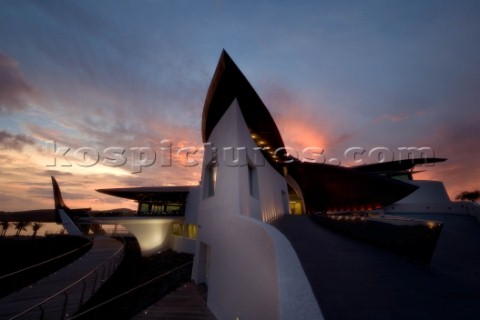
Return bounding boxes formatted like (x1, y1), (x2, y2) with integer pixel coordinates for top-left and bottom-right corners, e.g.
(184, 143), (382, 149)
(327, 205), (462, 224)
(96, 186), (192, 201)
(354, 157), (447, 174)
(286, 159), (419, 213)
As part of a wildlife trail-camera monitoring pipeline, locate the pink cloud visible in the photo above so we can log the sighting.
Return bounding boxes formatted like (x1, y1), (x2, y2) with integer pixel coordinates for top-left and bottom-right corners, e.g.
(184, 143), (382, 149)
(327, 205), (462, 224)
(414, 119), (480, 200)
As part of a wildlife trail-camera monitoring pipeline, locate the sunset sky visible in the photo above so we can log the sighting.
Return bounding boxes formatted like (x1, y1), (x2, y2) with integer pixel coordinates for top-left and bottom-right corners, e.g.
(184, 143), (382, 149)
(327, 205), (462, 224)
(0, 0), (479, 211)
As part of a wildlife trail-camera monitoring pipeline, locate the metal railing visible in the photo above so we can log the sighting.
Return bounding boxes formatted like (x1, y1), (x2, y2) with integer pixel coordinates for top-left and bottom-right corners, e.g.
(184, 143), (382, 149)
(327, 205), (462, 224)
(0, 241), (93, 281)
(69, 260), (193, 319)
(103, 229), (134, 236)
(9, 240), (125, 320)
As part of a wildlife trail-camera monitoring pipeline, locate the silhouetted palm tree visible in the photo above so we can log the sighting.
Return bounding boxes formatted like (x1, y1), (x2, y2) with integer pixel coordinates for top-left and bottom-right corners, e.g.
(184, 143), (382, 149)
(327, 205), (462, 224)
(1, 221), (10, 237)
(0, 220), (11, 237)
(31, 222), (43, 239)
(455, 190), (480, 202)
(14, 221), (31, 237)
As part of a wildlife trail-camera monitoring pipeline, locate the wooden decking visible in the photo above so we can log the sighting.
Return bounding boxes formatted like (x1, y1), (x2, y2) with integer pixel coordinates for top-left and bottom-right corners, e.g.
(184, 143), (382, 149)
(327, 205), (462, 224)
(133, 281), (216, 320)
(0, 236), (124, 319)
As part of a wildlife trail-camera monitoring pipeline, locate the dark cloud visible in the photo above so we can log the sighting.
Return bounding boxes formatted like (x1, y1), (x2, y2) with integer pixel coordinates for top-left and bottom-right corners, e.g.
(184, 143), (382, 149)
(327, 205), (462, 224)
(0, 52), (35, 115)
(0, 130), (35, 151)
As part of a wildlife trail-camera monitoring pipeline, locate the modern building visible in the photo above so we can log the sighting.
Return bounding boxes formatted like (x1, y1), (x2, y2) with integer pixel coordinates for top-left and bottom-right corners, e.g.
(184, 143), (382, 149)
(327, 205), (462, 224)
(52, 50), (478, 319)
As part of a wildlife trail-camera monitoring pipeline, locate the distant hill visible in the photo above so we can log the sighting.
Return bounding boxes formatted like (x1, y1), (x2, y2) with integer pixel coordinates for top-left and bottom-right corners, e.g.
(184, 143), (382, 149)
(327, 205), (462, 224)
(90, 208), (137, 217)
(0, 208), (137, 222)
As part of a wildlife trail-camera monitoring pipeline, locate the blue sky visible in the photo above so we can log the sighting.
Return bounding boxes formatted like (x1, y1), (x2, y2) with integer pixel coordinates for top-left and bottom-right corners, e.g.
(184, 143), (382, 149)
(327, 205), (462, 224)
(0, 0), (479, 210)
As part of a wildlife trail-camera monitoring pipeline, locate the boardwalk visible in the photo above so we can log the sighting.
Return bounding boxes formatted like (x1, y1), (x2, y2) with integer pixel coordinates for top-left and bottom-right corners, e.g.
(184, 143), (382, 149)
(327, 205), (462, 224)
(133, 281), (216, 320)
(0, 236), (124, 319)
(271, 213), (480, 320)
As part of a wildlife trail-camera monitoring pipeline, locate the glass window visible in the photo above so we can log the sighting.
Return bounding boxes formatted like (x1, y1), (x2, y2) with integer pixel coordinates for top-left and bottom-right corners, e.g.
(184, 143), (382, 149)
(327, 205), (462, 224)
(140, 203), (149, 213)
(172, 223), (184, 236)
(186, 224), (197, 239)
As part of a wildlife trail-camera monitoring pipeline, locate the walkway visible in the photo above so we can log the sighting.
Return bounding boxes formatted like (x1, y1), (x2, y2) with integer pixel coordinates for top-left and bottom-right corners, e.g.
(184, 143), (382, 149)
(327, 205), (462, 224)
(0, 236), (124, 319)
(271, 213), (480, 320)
(133, 281), (216, 320)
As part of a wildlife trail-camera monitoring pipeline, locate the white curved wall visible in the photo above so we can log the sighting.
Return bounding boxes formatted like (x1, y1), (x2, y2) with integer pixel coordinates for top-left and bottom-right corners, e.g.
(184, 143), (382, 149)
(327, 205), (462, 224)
(184, 186), (201, 224)
(200, 100), (288, 222)
(90, 217), (181, 256)
(396, 180), (451, 204)
(461, 201), (480, 223)
(193, 210), (323, 320)
(193, 99), (323, 319)
(385, 180), (462, 214)
(170, 186), (201, 254)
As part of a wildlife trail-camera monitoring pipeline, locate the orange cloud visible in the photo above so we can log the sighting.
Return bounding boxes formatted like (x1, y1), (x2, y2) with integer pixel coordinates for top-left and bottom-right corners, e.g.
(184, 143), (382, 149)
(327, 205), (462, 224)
(278, 119), (327, 153)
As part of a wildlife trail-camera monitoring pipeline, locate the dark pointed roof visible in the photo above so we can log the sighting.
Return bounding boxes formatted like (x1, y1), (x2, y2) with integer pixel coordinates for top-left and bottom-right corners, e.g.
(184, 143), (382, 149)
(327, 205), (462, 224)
(354, 157), (447, 175)
(287, 160), (418, 212)
(202, 51), (421, 212)
(202, 50), (286, 160)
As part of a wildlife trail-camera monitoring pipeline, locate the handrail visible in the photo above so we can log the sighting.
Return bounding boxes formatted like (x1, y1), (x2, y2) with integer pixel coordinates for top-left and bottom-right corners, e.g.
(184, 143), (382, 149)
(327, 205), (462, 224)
(9, 239), (125, 320)
(69, 260), (193, 319)
(0, 240), (93, 281)
(104, 229), (133, 236)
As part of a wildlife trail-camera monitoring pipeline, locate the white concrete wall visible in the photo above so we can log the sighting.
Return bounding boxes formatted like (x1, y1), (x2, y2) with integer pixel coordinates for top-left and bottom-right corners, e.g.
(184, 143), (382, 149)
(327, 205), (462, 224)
(193, 210), (323, 320)
(457, 201), (480, 224)
(385, 180), (468, 214)
(396, 180), (451, 204)
(200, 100), (288, 222)
(184, 185), (201, 224)
(267, 222), (324, 319)
(168, 186), (201, 254)
(193, 99), (322, 319)
(90, 217), (182, 256)
(171, 236), (196, 254)
(460, 201), (480, 217)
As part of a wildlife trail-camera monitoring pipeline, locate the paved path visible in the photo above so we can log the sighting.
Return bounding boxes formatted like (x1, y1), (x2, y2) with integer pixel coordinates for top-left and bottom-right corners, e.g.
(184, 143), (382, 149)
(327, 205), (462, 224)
(133, 281), (216, 320)
(271, 213), (480, 320)
(0, 236), (124, 319)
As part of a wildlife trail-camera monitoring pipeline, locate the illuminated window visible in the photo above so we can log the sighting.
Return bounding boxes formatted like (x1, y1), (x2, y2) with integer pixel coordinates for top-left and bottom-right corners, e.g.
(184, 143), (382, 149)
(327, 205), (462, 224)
(166, 203), (182, 214)
(186, 224), (197, 239)
(152, 204), (163, 213)
(172, 223), (184, 236)
(209, 165), (217, 196)
(289, 201), (303, 215)
(140, 203), (149, 213)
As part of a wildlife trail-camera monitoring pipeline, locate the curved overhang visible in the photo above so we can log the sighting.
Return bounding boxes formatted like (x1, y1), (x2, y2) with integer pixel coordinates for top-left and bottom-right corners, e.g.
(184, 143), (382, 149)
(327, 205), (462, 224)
(202, 50), (286, 166)
(286, 159), (419, 213)
(96, 186), (192, 201)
